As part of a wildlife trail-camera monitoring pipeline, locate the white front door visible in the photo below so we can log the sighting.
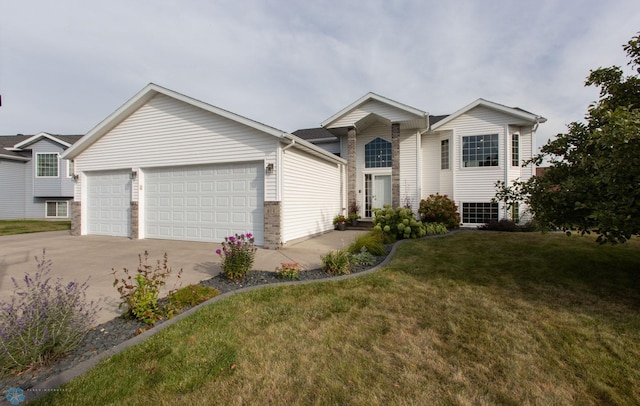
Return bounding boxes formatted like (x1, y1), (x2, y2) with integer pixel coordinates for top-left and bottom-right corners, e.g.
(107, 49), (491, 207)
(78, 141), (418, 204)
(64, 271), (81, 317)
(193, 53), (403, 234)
(372, 174), (392, 209)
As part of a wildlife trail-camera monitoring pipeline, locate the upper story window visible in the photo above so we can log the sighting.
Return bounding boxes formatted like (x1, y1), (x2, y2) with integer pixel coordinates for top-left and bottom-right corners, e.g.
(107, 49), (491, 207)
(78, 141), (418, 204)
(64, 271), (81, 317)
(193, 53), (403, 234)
(462, 134), (498, 167)
(511, 133), (520, 167)
(365, 137), (392, 168)
(36, 153), (59, 177)
(441, 139), (450, 170)
(67, 160), (75, 178)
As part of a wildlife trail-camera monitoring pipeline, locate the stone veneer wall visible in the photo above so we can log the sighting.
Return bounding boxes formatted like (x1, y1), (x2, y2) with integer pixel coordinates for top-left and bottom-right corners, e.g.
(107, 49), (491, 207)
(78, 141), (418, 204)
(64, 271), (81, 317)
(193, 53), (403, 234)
(70, 201), (81, 236)
(130, 201), (138, 239)
(391, 123), (400, 208)
(263, 201), (281, 249)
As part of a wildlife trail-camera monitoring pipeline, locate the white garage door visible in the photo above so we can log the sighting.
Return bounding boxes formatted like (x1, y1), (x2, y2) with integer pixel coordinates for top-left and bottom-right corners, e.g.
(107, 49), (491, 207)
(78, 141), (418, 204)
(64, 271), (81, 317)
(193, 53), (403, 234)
(145, 162), (264, 244)
(86, 170), (131, 237)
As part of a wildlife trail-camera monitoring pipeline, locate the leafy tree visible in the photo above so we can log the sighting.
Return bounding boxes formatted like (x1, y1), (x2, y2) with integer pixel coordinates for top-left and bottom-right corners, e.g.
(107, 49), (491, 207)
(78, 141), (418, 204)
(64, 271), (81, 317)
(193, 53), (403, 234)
(495, 32), (640, 243)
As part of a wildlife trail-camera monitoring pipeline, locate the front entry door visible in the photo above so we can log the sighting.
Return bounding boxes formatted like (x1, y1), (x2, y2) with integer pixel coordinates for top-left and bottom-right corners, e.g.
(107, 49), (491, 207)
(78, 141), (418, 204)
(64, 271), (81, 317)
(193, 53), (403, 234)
(365, 174), (392, 217)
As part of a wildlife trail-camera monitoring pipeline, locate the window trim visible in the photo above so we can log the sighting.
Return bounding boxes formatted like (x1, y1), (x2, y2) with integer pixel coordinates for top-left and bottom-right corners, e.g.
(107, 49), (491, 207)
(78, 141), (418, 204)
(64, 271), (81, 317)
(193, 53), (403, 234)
(45, 201), (69, 218)
(511, 133), (520, 167)
(66, 159), (74, 178)
(364, 137), (393, 169)
(462, 202), (499, 224)
(440, 138), (450, 170)
(35, 152), (60, 178)
(461, 134), (499, 168)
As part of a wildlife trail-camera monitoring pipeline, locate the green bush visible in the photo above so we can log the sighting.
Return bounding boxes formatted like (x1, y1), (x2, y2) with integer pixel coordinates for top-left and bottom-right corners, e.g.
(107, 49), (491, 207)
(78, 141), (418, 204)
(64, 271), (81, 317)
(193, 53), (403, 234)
(418, 194), (461, 229)
(350, 247), (377, 267)
(372, 205), (426, 240)
(112, 251), (183, 325)
(347, 231), (386, 256)
(425, 222), (449, 235)
(168, 285), (220, 310)
(0, 251), (99, 376)
(275, 262), (302, 279)
(321, 249), (351, 275)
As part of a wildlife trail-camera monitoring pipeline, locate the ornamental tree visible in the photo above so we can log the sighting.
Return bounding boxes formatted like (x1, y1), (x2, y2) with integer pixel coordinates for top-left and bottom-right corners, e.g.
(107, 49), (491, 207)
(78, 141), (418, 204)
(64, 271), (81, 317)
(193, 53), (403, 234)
(495, 32), (640, 243)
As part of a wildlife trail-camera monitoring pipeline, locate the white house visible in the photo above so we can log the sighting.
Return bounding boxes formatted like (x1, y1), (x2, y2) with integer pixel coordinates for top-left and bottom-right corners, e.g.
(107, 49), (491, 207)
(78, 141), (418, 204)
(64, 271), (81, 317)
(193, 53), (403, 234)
(298, 93), (546, 226)
(61, 84), (545, 248)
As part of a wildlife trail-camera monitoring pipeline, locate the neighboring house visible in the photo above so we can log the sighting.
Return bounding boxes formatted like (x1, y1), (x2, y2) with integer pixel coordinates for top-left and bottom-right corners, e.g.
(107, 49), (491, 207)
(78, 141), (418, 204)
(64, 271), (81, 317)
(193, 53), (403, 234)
(298, 93), (546, 226)
(61, 84), (346, 249)
(0, 132), (82, 220)
(61, 83), (545, 248)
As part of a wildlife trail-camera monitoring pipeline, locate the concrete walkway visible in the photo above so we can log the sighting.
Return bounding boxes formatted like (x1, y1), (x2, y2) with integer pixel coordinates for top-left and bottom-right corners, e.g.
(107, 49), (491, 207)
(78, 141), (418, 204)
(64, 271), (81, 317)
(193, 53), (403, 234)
(0, 230), (368, 324)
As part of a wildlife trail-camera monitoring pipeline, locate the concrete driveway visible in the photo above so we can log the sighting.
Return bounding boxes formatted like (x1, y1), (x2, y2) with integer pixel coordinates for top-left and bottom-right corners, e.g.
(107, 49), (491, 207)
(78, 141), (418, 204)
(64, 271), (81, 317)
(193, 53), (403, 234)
(0, 230), (367, 324)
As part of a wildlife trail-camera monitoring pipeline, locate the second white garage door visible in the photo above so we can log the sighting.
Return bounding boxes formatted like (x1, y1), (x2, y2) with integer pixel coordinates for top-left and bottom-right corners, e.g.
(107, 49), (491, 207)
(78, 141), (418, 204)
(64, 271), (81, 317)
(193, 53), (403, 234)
(144, 162), (264, 244)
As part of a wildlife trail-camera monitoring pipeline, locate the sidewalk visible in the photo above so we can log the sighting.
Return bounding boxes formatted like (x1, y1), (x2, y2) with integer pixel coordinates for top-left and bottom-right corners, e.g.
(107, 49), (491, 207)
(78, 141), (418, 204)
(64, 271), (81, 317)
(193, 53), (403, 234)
(0, 230), (368, 324)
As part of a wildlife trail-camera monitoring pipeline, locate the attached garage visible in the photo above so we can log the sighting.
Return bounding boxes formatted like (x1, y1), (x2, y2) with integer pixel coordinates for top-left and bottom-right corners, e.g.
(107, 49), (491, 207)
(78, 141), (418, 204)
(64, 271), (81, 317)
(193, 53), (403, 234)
(144, 162), (264, 245)
(62, 83), (346, 248)
(86, 170), (131, 237)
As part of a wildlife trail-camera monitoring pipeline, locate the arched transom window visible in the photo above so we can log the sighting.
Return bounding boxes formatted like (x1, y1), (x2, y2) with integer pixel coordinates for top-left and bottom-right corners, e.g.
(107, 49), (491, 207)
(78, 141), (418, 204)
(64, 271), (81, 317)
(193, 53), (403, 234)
(365, 137), (392, 168)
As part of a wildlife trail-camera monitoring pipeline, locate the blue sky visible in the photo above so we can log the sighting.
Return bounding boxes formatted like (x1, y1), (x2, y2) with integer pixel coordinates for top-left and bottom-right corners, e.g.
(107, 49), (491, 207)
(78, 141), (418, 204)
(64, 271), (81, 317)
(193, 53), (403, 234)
(1, 0), (638, 150)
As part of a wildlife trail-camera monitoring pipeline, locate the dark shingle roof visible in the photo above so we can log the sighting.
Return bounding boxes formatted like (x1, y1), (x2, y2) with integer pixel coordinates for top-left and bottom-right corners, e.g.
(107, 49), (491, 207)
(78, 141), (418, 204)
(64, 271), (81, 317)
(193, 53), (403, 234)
(429, 115), (449, 126)
(0, 133), (83, 159)
(292, 128), (338, 141)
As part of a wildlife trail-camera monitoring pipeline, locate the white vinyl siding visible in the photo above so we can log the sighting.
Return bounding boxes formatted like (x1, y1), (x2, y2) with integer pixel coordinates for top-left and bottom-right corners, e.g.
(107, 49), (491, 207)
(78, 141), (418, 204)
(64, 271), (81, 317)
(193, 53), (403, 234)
(328, 99), (422, 128)
(282, 148), (342, 244)
(399, 130), (418, 210)
(74, 93), (278, 201)
(144, 163), (264, 244)
(421, 131), (454, 199)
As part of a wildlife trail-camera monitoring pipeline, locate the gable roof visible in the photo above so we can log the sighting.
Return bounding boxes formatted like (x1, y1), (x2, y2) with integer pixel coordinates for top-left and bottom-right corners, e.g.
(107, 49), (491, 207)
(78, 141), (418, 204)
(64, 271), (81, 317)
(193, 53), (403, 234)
(292, 128), (338, 142)
(430, 98), (547, 130)
(0, 133), (82, 161)
(62, 83), (345, 165)
(320, 92), (428, 129)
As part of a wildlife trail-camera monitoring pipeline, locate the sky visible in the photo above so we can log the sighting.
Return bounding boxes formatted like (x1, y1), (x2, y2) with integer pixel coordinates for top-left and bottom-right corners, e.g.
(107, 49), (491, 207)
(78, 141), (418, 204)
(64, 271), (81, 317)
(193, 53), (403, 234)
(1, 0), (639, 151)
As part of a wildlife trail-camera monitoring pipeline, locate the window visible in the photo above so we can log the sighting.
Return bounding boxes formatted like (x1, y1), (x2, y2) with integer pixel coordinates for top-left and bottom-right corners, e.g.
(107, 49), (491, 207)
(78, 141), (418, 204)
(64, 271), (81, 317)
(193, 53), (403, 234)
(441, 139), (449, 170)
(511, 133), (520, 167)
(365, 137), (392, 168)
(67, 160), (75, 177)
(36, 153), (59, 177)
(510, 203), (520, 223)
(462, 134), (498, 167)
(462, 202), (498, 223)
(46, 201), (68, 218)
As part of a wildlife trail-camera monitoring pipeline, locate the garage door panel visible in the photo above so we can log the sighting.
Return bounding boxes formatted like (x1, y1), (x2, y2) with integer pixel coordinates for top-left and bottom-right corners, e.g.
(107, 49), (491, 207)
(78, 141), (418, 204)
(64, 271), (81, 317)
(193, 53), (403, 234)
(145, 163), (263, 244)
(87, 171), (131, 237)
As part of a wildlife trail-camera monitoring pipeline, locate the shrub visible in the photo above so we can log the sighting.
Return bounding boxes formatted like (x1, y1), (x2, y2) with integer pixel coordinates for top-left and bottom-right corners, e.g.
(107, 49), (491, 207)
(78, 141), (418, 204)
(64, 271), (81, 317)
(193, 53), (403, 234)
(372, 204), (426, 240)
(350, 247), (377, 267)
(112, 251), (183, 325)
(425, 222), (449, 235)
(418, 194), (461, 229)
(275, 262), (302, 279)
(168, 285), (220, 310)
(0, 250), (99, 376)
(347, 231), (386, 256)
(479, 219), (519, 232)
(321, 249), (351, 275)
(216, 233), (257, 282)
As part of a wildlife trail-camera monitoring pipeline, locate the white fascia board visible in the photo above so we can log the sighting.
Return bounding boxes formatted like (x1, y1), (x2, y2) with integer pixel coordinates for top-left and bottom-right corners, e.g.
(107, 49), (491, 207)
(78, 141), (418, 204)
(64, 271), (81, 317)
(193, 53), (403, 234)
(431, 98), (547, 130)
(0, 153), (30, 161)
(321, 92), (427, 128)
(63, 83), (289, 160)
(13, 132), (72, 149)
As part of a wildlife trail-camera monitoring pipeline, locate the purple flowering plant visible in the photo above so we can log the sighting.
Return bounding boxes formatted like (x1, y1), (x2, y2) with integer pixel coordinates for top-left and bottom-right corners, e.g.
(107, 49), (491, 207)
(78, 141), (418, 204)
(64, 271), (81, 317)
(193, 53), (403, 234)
(0, 250), (99, 376)
(215, 233), (257, 282)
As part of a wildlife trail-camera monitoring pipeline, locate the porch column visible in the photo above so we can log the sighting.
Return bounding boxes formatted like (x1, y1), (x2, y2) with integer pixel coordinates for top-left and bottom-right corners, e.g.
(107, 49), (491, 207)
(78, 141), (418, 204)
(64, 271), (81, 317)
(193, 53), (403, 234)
(392, 123), (400, 208)
(347, 127), (357, 212)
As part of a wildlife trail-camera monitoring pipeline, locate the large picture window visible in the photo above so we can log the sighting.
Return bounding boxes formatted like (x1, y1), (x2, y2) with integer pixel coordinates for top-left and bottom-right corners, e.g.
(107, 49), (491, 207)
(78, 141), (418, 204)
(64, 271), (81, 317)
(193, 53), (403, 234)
(46, 201), (68, 218)
(462, 202), (498, 223)
(462, 134), (498, 167)
(36, 153), (59, 177)
(365, 137), (392, 168)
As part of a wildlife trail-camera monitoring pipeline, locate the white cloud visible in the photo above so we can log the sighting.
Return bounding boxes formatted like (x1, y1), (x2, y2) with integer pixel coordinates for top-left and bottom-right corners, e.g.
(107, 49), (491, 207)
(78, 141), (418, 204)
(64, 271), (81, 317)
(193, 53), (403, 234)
(1, 0), (638, 152)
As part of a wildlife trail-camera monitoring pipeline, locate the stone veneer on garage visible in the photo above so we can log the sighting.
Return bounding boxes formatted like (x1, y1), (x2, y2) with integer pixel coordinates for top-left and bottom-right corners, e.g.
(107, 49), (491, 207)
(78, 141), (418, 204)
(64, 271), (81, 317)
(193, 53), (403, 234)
(70, 201), (81, 236)
(263, 201), (281, 249)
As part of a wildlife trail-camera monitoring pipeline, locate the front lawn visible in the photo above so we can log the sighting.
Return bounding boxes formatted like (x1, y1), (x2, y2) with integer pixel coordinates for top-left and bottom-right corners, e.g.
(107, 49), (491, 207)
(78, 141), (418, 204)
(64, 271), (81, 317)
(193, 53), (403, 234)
(0, 220), (70, 236)
(34, 232), (640, 405)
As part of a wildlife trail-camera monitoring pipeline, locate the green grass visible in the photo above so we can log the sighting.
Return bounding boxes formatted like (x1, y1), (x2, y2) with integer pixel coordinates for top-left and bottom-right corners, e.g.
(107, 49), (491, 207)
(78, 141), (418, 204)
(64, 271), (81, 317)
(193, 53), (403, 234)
(0, 219), (70, 236)
(34, 232), (640, 405)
